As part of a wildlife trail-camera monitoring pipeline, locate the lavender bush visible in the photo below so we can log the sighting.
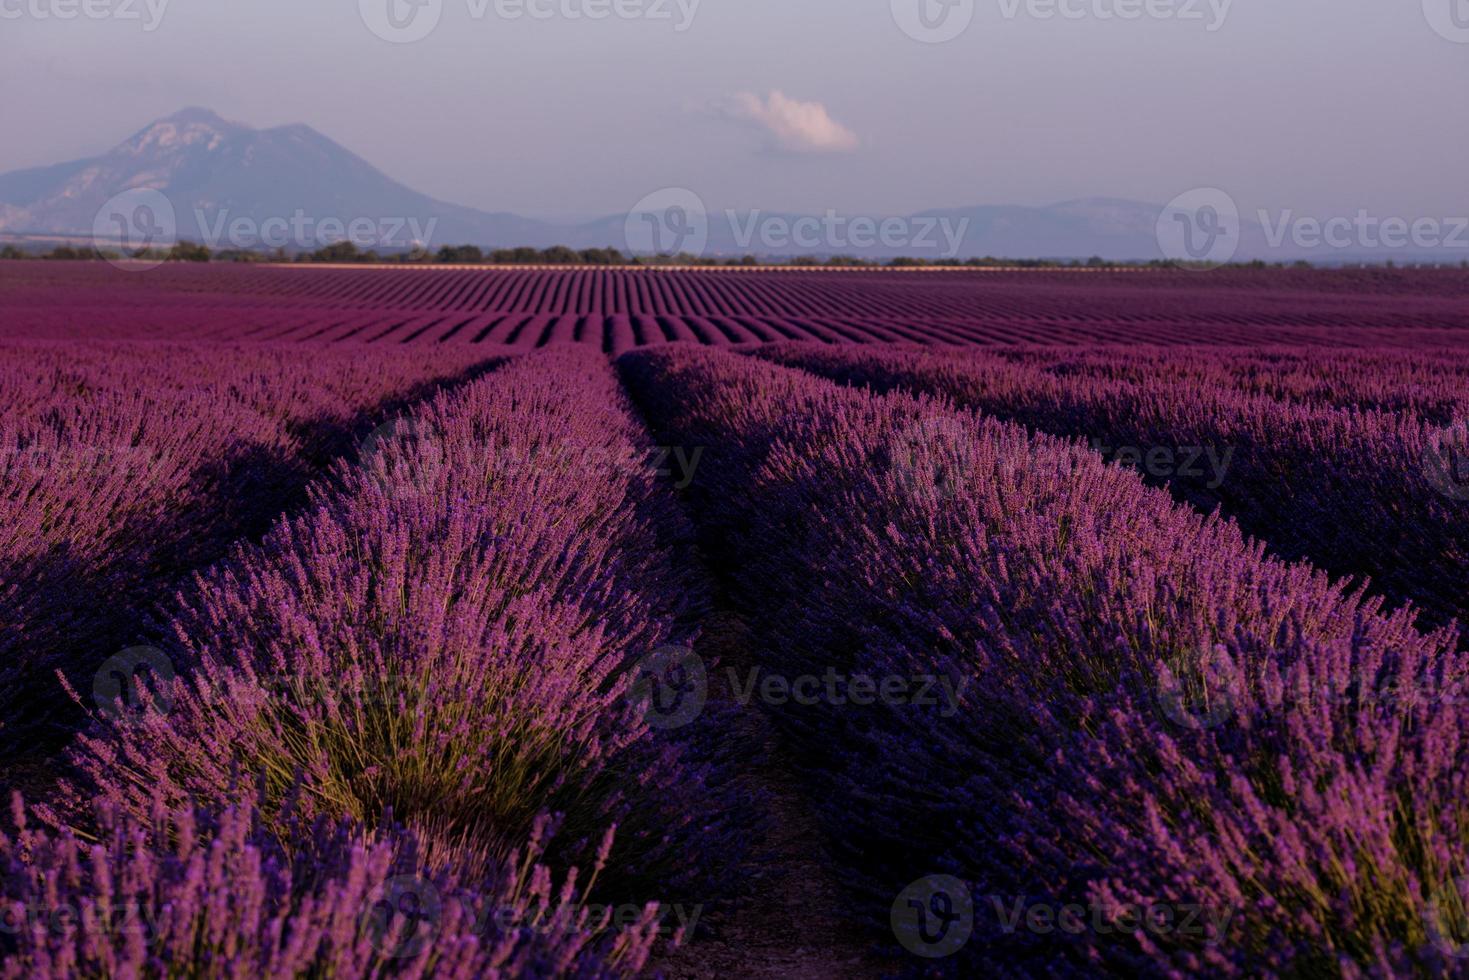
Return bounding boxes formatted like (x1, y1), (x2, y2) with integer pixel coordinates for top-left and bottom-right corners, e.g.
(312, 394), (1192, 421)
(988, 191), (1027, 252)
(992, 345), (1469, 421)
(622, 346), (1469, 975)
(0, 793), (661, 978)
(0, 341), (497, 746)
(758, 342), (1469, 633)
(56, 347), (743, 908)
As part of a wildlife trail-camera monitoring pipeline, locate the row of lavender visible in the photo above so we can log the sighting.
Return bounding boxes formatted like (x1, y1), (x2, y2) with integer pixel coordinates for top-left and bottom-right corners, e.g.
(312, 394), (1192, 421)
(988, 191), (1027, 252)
(621, 347), (1469, 974)
(994, 345), (1469, 421)
(759, 343), (1469, 634)
(10, 264), (1469, 349)
(0, 342), (498, 750)
(3, 348), (741, 975)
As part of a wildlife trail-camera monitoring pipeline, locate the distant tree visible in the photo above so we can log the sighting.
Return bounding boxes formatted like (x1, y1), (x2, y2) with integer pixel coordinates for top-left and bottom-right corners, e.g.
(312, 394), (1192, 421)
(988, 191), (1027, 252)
(436, 245), (484, 263)
(538, 246), (580, 264)
(578, 247), (624, 265)
(168, 241), (212, 263)
(0, 245), (24, 260)
(308, 241), (362, 263)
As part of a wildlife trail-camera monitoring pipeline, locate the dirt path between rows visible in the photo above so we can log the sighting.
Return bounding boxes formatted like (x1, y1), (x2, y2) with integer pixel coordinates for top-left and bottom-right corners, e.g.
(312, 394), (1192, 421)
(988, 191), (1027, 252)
(612, 353), (897, 977)
(653, 610), (893, 979)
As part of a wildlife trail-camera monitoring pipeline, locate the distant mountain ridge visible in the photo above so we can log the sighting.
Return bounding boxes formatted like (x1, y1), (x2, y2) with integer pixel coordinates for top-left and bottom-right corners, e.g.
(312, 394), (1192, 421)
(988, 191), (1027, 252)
(2, 108), (1457, 263)
(0, 108), (551, 250)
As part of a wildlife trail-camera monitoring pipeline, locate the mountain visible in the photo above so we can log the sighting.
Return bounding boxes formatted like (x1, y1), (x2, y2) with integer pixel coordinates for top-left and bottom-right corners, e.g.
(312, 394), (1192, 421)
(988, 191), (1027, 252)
(0, 108), (556, 250)
(3, 109), (1453, 263)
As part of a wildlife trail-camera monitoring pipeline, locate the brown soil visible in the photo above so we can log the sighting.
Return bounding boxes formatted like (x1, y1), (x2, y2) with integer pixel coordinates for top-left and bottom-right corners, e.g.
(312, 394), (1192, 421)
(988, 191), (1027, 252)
(653, 611), (893, 979)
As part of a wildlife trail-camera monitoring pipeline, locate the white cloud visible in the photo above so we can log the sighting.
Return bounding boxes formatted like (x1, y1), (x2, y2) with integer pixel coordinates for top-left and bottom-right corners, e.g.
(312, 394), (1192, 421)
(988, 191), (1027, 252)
(727, 91), (859, 154)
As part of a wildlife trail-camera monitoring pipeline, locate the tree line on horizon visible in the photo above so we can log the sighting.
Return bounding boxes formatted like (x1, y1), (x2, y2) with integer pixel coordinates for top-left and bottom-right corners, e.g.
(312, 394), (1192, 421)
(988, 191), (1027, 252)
(5, 240), (1466, 271)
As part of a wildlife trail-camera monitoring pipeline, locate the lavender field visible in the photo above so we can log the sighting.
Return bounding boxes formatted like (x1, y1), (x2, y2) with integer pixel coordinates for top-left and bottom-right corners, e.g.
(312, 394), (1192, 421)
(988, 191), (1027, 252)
(3, 264), (1469, 977)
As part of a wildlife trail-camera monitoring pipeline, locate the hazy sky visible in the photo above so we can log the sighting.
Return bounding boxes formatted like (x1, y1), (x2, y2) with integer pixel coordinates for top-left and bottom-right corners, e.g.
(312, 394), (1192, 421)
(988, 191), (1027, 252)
(2, 0), (1465, 220)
